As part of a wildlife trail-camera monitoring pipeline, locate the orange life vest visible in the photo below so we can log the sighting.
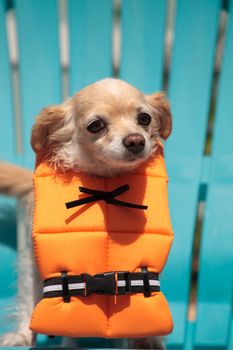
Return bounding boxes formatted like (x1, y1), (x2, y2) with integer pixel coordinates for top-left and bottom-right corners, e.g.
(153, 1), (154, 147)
(30, 145), (174, 338)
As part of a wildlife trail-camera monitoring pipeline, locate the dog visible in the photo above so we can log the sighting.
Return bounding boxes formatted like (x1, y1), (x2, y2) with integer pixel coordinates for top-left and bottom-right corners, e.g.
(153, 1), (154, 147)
(0, 78), (172, 348)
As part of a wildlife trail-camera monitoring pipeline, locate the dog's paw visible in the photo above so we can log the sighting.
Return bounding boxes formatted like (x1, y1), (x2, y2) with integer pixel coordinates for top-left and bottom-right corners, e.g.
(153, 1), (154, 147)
(61, 337), (78, 346)
(0, 332), (33, 346)
(128, 336), (165, 349)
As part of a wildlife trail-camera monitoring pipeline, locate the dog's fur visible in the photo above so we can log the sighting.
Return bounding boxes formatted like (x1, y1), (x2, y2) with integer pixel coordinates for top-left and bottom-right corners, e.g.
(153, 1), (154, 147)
(0, 78), (172, 348)
(31, 78), (171, 176)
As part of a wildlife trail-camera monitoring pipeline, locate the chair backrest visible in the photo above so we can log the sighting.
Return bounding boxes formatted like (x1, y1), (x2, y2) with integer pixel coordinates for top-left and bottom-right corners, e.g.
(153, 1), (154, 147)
(0, 0), (232, 348)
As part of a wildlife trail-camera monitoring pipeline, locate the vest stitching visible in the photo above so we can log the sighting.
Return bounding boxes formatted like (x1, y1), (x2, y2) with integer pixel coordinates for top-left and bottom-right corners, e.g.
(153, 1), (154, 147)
(105, 178), (110, 333)
(32, 177), (41, 273)
(34, 229), (173, 236)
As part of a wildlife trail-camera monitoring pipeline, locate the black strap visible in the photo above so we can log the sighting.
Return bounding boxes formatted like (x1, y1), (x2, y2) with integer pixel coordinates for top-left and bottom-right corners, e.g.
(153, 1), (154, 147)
(141, 267), (151, 297)
(118, 271), (131, 293)
(43, 270), (160, 300)
(65, 185), (148, 210)
(61, 271), (70, 303)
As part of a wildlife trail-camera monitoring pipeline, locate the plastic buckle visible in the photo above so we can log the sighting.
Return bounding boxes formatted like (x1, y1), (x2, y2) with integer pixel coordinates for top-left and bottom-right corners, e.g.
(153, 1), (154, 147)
(85, 272), (116, 296)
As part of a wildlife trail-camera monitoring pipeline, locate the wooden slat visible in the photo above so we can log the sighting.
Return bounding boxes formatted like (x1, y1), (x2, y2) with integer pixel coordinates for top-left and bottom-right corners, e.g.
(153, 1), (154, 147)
(0, 195), (17, 334)
(164, 0), (221, 346)
(0, 0), (15, 162)
(15, 0), (61, 168)
(0, 203), (17, 300)
(69, 0), (113, 94)
(0, 0), (18, 334)
(167, 0), (221, 157)
(195, 0), (233, 346)
(120, 0), (167, 93)
(228, 319), (233, 350)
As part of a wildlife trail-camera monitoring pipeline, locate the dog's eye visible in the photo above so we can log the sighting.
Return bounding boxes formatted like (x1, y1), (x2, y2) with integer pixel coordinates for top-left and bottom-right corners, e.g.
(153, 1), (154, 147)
(87, 119), (106, 133)
(137, 113), (151, 126)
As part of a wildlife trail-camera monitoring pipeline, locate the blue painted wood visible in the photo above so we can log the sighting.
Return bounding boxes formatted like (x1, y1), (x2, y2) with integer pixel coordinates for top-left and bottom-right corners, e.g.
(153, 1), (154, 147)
(0, 192), (17, 332)
(0, 195), (17, 335)
(69, 0), (113, 94)
(184, 321), (194, 350)
(227, 319), (233, 350)
(0, 0), (15, 162)
(195, 0), (233, 346)
(0, 0), (18, 335)
(15, 0), (61, 168)
(164, 0), (221, 346)
(120, 0), (167, 93)
(167, 0), (221, 157)
(164, 157), (201, 346)
(0, 198), (17, 299)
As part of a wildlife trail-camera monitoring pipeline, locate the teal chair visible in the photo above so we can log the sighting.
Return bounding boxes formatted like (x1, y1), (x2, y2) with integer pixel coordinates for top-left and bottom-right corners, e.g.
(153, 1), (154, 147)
(0, 0), (232, 349)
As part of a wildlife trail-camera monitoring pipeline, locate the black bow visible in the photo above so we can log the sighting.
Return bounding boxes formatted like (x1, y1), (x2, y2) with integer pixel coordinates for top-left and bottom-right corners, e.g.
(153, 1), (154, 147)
(65, 184), (148, 210)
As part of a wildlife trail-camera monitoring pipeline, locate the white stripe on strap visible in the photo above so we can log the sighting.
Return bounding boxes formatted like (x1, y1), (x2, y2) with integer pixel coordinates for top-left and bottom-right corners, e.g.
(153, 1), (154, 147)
(43, 284), (62, 293)
(68, 282), (85, 290)
(117, 279), (160, 287)
(43, 282), (85, 294)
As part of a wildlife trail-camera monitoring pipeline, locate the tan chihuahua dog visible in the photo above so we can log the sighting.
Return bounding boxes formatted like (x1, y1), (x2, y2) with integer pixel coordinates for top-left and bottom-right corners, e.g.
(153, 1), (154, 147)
(0, 78), (172, 349)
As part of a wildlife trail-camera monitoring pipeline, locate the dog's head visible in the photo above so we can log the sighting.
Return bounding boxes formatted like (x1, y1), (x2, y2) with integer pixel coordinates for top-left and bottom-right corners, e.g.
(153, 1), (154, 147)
(31, 79), (172, 176)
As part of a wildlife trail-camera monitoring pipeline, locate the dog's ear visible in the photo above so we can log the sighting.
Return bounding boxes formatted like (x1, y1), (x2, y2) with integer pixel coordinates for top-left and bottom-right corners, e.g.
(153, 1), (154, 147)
(146, 92), (172, 139)
(31, 104), (73, 154)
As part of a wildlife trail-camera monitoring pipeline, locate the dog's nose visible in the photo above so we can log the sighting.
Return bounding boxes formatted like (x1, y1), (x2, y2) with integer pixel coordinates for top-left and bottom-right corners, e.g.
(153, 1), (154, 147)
(123, 133), (145, 154)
